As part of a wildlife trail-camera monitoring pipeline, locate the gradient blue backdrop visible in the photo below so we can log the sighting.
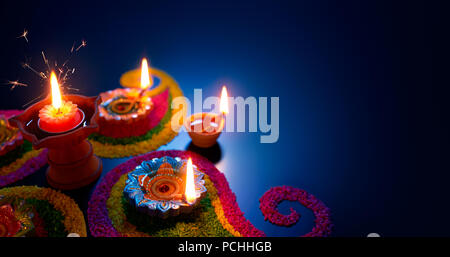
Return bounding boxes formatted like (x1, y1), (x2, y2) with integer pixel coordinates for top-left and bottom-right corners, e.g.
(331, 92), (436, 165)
(0, 0), (444, 236)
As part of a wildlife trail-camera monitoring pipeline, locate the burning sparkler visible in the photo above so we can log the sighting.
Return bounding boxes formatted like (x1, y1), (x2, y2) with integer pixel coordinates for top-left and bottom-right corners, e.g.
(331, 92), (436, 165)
(21, 62), (47, 79)
(3, 80), (28, 90)
(5, 29), (87, 107)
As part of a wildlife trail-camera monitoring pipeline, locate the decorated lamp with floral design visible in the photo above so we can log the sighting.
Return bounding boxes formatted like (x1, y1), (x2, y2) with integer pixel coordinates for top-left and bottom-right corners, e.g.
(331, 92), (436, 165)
(97, 58), (156, 138)
(123, 156), (207, 218)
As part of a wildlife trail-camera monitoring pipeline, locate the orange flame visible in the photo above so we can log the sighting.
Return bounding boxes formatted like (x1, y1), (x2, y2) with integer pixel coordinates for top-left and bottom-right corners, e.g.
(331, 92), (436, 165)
(50, 71), (62, 109)
(220, 86), (229, 114)
(185, 158), (196, 204)
(140, 58), (152, 90)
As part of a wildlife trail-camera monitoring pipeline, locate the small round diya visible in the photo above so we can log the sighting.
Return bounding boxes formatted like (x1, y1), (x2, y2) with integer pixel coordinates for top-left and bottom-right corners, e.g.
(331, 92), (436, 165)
(97, 64), (166, 139)
(88, 68), (185, 158)
(0, 116), (23, 156)
(98, 88), (153, 138)
(184, 112), (225, 148)
(123, 156), (207, 219)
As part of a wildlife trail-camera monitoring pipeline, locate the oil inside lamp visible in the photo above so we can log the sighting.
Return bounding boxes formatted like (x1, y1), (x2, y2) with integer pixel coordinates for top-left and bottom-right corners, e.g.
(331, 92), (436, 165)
(38, 72), (84, 133)
(190, 86), (228, 134)
(185, 86), (229, 148)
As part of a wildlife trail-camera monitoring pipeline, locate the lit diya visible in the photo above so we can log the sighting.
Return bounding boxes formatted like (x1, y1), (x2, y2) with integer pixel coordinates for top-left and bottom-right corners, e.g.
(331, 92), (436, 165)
(8, 71), (102, 190)
(98, 58), (154, 138)
(38, 72), (84, 133)
(184, 86), (229, 148)
(123, 156), (207, 218)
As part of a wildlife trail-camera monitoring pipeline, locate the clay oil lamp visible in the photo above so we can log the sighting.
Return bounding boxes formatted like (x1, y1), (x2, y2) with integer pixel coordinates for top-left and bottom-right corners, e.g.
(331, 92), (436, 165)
(123, 156), (207, 219)
(97, 58), (154, 138)
(9, 71), (102, 190)
(184, 86), (229, 148)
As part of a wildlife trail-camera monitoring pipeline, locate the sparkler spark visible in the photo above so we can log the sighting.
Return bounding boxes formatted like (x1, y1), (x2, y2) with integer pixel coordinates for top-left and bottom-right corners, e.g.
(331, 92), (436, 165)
(63, 86), (79, 92)
(63, 40), (86, 67)
(22, 91), (46, 108)
(75, 40), (87, 51)
(41, 51), (50, 71)
(62, 68), (72, 82)
(21, 62), (47, 79)
(3, 80), (28, 90)
(17, 29), (29, 43)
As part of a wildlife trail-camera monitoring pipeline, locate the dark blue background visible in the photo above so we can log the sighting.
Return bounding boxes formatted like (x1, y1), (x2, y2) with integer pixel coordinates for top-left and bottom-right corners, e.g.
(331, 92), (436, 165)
(0, 0), (445, 236)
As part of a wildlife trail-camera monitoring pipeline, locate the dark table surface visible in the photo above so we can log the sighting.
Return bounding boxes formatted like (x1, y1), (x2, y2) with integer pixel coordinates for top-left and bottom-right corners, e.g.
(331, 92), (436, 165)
(0, 0), (445, 237)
